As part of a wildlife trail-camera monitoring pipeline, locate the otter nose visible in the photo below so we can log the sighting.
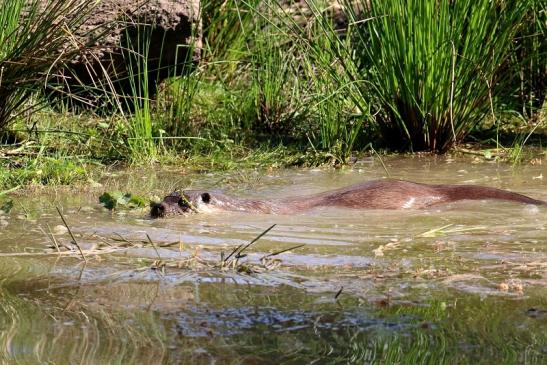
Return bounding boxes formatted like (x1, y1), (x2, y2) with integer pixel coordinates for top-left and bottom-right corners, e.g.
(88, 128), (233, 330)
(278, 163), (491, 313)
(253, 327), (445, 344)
(150, 203), (165, 218)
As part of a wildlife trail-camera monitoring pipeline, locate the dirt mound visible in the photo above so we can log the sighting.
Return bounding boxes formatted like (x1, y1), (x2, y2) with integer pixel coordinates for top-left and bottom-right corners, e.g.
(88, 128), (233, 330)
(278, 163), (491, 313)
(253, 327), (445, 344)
(51, 0), (201, 109)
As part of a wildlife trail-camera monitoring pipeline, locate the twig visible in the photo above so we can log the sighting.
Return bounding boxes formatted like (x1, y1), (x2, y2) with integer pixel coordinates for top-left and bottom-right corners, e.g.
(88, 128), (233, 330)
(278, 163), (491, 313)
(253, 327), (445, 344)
(45, 223), (60, 253)
(223, 224), (277, 266)
(39, 225), (59, 254)
(111, 233), (138, 246)
(235, 224), (276, 259)
(260, 244), (305, 260)
(146, 234), (161, 259)
(159, 240), (183, 248)
(223, 243), (244, 264)
(334, 286), (344, 300)
(56, 207), (86, 262)
(366, 143), (390, 177)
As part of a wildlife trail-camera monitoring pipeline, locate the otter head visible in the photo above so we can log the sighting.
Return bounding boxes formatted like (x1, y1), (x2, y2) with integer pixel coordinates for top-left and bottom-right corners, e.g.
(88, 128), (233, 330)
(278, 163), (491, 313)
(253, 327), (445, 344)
(150, 191), (212, 218)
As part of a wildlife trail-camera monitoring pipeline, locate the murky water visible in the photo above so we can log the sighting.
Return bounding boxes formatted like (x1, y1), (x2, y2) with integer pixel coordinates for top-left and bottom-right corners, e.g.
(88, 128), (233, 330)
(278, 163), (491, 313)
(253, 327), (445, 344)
(1, 156), (546, 363)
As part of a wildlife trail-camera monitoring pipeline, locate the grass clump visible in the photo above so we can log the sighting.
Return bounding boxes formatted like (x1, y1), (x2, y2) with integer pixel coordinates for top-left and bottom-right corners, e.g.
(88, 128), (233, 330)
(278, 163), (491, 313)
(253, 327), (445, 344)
(0, 155), (89, 188)
(344, 0), (535, 152)
(122, 24), (158, 162)
(0, 0), (101, 130)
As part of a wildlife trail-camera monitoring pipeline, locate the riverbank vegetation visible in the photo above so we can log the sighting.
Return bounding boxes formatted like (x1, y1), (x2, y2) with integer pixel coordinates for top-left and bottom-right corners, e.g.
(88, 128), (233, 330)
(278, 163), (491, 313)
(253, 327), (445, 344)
(0, 0), (545, 192)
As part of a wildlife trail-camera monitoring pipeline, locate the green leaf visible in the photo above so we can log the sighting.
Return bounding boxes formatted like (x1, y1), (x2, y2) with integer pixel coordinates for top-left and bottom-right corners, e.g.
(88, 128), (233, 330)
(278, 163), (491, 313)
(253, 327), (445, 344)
(99, 192), (148, 210)
(127, 195), (147, 208)
(99, 192), (121, 210)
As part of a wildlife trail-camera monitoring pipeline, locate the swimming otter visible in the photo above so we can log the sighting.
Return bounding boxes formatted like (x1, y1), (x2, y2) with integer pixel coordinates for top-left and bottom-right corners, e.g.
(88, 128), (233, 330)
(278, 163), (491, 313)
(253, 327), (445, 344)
(150, 179), (545, 218)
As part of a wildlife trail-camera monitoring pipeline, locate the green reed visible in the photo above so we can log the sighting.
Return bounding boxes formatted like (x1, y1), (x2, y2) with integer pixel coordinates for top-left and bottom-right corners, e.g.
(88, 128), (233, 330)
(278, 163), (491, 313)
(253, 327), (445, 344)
(507, 0), (546, 120)
(122, 24), (157, 162)
(247, 0), (370, 162)
(251, 17), (311, 136)
(344, 0), (532, 152)
(202, 0), (262, 82)
(302, 1), (371, 161)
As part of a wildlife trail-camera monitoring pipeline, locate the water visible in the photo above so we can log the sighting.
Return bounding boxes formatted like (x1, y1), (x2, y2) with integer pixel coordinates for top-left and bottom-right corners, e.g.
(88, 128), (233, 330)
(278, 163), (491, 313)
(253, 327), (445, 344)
(0, 156), (546, 363)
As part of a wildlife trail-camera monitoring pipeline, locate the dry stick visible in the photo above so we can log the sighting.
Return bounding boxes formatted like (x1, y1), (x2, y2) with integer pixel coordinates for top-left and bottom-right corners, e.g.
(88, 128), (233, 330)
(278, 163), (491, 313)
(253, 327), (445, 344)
(223, 224), (277, 266)
(260, 244), (306, 260)
(369, 145), (390, 178)
(111, 233), (139, 247)
(56, 207), (86, 262)
(363, 142), (390, 177)
(235, 224), (277, 259)
(45, 223), (60, 253)
(159, 240), (182, 248)
(38, 225), (60, 254)
(146, 234), (162, 260)
(223, 243), (244, 264)
(334, 286), (344, 300)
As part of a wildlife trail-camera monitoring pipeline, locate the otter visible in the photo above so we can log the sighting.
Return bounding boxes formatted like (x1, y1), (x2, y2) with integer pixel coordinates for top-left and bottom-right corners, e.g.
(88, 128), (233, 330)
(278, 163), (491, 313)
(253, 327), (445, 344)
(150, 179), (545, 218)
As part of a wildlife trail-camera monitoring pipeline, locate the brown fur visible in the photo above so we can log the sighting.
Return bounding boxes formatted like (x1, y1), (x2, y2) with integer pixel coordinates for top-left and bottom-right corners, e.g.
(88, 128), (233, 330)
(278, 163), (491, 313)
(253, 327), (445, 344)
(150, 179), (545, 218)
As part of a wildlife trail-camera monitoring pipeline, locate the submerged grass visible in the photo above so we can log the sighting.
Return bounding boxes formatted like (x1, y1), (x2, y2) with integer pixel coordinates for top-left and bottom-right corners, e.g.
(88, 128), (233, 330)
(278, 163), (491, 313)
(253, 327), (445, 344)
(11, 218), (297, 276)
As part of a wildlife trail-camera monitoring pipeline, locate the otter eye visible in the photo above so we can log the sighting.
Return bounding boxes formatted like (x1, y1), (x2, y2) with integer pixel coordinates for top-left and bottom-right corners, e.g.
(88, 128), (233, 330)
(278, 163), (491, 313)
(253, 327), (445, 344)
(201, 192), (211, 204)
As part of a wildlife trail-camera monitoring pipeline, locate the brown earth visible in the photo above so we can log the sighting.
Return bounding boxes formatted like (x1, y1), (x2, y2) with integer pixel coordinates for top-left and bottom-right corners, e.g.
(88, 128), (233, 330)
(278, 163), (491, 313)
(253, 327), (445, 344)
(50, 0), (201, 108)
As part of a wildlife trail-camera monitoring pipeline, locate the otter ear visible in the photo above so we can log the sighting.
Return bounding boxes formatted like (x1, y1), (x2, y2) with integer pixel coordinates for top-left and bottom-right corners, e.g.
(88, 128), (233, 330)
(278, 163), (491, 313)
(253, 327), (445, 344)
(201, 192), (211, 204)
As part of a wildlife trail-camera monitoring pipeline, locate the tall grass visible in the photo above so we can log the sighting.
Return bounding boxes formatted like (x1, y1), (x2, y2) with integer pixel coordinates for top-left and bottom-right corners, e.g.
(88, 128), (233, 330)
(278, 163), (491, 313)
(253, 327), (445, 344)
(0, 0), (100, 131)
(122, 24), (157, 161)
(161, 55), (201, 141)
(120, 0), (260, 160)
(344, 0), (533, 152)
(202, 0), (262, 82)
(251, 21), (311, 136)
(508, 0), (546, 120)
(259, 1), (370, 161)
(301, 1), (371, 160)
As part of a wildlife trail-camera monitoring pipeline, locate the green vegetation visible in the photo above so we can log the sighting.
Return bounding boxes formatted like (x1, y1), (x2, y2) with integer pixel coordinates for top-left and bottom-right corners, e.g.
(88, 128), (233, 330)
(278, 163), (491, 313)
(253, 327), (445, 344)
(0, 0), (100, 129)
(346, 0), (533, 152)
(99, 191), (148, 210)
(0, 0), (545, 190)
(123, 25), (158, 162)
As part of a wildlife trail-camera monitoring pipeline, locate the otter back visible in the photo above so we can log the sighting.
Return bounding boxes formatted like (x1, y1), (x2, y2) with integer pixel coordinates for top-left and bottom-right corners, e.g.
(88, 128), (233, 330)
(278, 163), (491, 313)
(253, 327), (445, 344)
(150, 179), (545, 218)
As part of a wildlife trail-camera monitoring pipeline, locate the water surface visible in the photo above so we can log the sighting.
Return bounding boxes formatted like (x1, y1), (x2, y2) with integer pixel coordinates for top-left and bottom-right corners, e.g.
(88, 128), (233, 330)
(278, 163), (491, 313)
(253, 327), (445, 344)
(0, 156), (545, 363)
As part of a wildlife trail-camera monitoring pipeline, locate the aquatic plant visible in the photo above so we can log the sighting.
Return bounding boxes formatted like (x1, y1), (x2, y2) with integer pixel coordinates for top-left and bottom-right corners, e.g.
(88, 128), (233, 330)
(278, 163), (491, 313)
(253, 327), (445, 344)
(0, 0), (100, 131)
(300, 1), (370, 161)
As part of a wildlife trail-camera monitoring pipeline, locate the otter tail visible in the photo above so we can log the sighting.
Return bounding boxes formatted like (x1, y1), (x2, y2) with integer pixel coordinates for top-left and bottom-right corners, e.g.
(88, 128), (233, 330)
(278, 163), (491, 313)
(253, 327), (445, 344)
(445, 185), (546, 206)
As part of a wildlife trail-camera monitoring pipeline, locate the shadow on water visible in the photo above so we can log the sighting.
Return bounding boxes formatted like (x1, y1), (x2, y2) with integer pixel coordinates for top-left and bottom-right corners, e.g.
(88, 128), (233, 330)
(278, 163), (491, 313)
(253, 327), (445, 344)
(0, 156), (546, 363)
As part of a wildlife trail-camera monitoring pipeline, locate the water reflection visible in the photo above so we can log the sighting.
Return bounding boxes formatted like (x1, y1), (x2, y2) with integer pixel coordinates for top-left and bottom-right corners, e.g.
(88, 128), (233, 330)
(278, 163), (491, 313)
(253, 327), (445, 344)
(1, 274), (545, 363)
